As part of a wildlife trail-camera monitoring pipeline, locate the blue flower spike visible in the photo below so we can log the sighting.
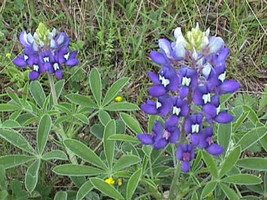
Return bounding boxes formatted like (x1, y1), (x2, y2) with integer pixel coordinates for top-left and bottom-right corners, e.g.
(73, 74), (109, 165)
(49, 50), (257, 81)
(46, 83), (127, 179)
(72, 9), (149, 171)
(13, 23), (79, 81)
(138, 23), (240, 173)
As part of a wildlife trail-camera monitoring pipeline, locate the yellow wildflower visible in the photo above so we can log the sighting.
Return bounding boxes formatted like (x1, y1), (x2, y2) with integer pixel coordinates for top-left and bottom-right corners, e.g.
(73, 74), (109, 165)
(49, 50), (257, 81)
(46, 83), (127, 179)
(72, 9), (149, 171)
(105, 177), (115, 185)
(118, 178), (123, 186)
(115, 96), (123, 102)
(6, 53), (11, 58)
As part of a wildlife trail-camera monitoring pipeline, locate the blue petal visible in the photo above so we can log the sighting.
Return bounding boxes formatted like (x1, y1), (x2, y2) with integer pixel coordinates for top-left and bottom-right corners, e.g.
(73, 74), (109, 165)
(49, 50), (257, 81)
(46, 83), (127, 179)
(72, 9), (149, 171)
(206, 144), (224, 156)
(137, 134), (153, 145)
(150, 51), (169, 66)
(219, 80), (240, 94)
(181, 161), (191, 173)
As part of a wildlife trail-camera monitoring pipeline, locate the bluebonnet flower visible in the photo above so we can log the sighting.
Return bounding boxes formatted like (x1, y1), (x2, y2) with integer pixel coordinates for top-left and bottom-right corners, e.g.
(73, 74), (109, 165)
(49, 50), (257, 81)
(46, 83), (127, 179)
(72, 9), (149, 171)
(138, 121), (180, 150)
(184, 114), (203, 134)
(141, 96), (172, 117)
(139, 23), (240, 173)
(13, 23), (79, 81)
(178, 68), (198, 99)
(149, 66), (179, 97)
(191, 127), (224, 156)
(176, 144), (195, 173)
(203, 95), (233, 124)
(166, 97), (189, 126)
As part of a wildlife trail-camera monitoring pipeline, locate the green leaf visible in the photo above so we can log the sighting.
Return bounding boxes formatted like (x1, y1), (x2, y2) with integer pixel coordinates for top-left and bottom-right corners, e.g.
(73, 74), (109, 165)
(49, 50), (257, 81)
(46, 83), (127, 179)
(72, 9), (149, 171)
(102, 77), (129, 106)
(236, 158), (267, 171)
(222, 174), (262, 185)
(219, 146), (241, 178)
(120, 113), (143, 134)
(30, 81), (46, 107)
(0, 165), (6, 190)
(260, 135), (267, 152)
(0, 190), (8, 200)
(237, 126), (267, 151)
(243, 105), (259, 125)
(201, 181), (217, 199)
(191, 191), (198, 200)
(0, 104), (19, 112)
(98, 110), (111, 126)
(258, 88), (267, 115)
(74, 113), (89, 124)
(108, 134), (140, 143)
(0, 129), (35, 154)
(218, 123), (232, 154)
(42, 150), (68, 161)
(54, 191), (67, 200)
(233, 111), (249, 132)
(25, 159), (41, 193)
(202, 151), (218, 179)
(90, 178), (124, 200)
(90, 124), (104, 139)
(104, 120), (116, 167)
(37, 114), (52, 155)
(0, 155), (34, 169)
(66, 94), (97, 108)
(6, 89), (21, 105)
(126, 169), (142, 200)
(104, 102), (139, 111)
(64, 139), (107, 169)
(55, 79), (65, 99)
(220, 183), (239, 200)
(76, 181), (94, 200)
(113, 155), (141, 172)
(2, 120), (21, 128)
(89, 68), (102, 105)
(53, 164), (105, 176)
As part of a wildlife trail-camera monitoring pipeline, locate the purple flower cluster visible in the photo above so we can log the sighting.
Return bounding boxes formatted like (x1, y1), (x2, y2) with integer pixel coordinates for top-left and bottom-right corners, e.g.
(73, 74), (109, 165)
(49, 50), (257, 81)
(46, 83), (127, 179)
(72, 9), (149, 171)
(138, 24), (240, 172)
(13, 25), (78, 81)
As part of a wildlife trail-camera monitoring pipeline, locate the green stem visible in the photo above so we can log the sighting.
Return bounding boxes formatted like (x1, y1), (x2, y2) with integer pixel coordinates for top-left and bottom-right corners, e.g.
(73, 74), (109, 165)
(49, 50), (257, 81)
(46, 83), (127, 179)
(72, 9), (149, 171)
(48, 74), (58, 106)
(169, 160), (181, 200)
(48, 74), (77, 164)
(148, 156), (154, 179)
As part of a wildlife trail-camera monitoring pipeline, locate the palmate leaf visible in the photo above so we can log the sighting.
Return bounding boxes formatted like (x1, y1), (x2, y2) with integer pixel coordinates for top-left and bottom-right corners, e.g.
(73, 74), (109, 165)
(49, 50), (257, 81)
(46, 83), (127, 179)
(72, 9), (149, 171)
(220, 183), (239, 200)
(219, 146), (241, 178)
(30, 81), (46, 108)
(89, 68), (102, 106)
(55, 79), (65, 99)
(202, 150), (218, 179)
(104, 120), (116, 168)
(120, 113), (143, 135)
(63, 139), (107, 170)
(76, 181), (94, 200)
(54, 191), (67, 200)
(90, 178), (124, 200)
(37, 114), (52, 155)
(0, 155), (35, 169)
(221, 174), (262, 185)
(113, 155), (141, 172)
(236, 158), (267, 171)
(53, 164), (105, 176)
(0, 129), (35, 154)
(237, 126), (267, 151)
(42, 150), (68, 161)
(98, 110), (111, 126)
(25, 159), (41, 193)
(104, 102), (139, 111)
(66, 94), (98, 109)
(126, 169), (142, 200)
(102, 77), (129, 106)
(0, 104), (20, 112)
(201, 181), (217, 199)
